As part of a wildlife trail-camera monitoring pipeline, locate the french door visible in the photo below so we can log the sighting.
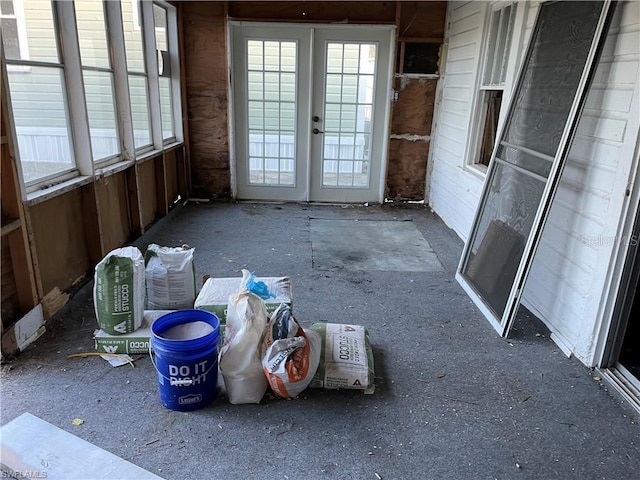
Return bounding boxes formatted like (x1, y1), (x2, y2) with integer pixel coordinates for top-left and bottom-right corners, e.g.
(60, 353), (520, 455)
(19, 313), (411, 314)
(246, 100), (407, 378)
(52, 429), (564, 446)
(231, 23), (393, 202)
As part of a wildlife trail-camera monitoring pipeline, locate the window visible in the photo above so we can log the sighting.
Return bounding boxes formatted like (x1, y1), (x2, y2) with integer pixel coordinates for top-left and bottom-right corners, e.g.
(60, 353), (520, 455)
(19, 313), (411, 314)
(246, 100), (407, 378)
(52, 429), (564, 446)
(122, 0), (152, 150)
(0, 0), (28, 62)
(397, 42), (440, 75)
(75, 0), (120, 162)
(469, 3), (517, 169)
(153, 3), (174, 141)
(1, 0), (183, 193)
(246, 40), (297, 185)
(2, 0), (75, 186)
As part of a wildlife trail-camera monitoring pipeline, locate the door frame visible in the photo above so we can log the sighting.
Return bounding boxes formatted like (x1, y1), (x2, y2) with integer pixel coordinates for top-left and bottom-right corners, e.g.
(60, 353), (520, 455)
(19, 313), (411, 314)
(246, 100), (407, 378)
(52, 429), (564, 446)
(228, 21), (395, 203)
(595, 117), (640, 415)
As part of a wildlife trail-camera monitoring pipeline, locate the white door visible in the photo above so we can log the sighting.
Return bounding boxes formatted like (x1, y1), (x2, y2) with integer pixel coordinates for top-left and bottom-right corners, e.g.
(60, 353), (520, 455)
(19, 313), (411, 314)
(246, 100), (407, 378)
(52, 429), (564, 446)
(231, 24), (393, 202)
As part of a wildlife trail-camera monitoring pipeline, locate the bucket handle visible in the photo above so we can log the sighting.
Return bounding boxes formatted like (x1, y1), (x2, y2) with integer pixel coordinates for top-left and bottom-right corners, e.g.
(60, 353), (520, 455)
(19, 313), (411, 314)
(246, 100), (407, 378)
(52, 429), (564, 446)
(149, 345), (218, 386)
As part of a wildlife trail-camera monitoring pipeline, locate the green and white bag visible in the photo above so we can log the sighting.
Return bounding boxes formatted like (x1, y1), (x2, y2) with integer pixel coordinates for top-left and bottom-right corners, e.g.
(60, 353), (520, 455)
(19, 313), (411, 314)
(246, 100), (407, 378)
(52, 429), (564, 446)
(93, 246), (145, 335)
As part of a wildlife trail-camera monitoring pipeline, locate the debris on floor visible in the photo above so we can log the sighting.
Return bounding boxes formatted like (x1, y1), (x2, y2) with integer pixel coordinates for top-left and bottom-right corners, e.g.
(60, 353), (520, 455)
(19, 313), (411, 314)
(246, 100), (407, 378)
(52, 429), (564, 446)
(68, 352), (135, 368)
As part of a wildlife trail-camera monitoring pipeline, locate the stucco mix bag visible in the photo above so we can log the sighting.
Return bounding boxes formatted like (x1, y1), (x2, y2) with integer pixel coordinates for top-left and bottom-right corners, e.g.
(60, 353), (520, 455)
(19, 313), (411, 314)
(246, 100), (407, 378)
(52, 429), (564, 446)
(310, 322), (375, 394)
(145, 244), (196, 310)
(93, 246), (145, 335)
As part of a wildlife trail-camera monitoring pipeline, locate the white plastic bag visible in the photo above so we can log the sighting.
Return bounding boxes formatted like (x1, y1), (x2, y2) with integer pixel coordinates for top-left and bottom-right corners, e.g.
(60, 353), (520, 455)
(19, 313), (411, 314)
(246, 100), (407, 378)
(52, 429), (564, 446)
(262, 304), (321, 399)
(145, 244), (196, 310)
(218, 270), (269, 404)
(93, 246), (145, 335)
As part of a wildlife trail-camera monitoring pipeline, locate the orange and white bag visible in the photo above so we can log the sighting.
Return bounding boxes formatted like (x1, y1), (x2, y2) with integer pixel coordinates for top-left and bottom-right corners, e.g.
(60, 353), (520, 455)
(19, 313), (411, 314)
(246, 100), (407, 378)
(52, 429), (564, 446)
(262, 304), (321, 398)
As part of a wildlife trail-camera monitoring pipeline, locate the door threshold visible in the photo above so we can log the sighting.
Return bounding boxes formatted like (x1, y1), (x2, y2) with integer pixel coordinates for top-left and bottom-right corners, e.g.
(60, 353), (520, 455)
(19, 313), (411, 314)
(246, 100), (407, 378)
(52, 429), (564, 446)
(599, 365), (640, 415)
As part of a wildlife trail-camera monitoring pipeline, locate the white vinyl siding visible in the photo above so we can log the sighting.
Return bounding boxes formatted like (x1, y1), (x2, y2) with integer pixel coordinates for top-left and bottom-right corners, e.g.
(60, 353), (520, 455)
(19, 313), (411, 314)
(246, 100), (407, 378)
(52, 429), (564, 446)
(428, 1), (486, 238)
(7, 0), (64, 128)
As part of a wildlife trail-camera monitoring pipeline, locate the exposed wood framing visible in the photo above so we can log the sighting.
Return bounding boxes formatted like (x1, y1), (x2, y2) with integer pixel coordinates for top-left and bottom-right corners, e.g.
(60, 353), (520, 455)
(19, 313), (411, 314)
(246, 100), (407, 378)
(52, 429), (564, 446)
(1, 61), (39, 340)
(155, 155), (169, 217)
(126, 165), (144, 237)
(29, 189), (92, 297)
(184, 1), (446, 201)
(81, 182), (103, 267)
(138, 158), (159, 230)
(164, 148), (180, 208)
(1, 238), (19, 323)
(398, 1), (447, 40)
(176, 146), (189, 200)
(183, 1), (230, 198)
(387, 76), (438, 200)
(1, 5), (190, 355)
(228, 1), (396, 23)
(94, 173), (132, 254)
(178, 3), (192, 193)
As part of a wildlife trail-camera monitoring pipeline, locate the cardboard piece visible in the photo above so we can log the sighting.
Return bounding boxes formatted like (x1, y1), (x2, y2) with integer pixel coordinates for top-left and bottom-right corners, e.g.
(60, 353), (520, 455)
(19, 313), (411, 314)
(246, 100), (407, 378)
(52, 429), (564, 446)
(94, 310), (174, 354)
(0, 413), (163, 479)
(194, 276), (292, 322)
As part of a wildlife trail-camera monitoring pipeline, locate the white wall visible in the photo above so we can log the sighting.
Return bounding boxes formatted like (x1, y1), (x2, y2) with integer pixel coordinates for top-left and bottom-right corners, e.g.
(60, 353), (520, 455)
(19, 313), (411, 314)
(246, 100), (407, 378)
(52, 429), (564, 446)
(428, 1), (486, 239)
(429, 1), (640, 365)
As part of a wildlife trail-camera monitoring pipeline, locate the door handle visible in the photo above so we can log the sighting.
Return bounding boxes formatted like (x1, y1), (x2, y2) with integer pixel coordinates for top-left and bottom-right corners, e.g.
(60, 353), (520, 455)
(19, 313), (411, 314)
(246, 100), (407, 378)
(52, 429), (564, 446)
(313, 128), (324, 134)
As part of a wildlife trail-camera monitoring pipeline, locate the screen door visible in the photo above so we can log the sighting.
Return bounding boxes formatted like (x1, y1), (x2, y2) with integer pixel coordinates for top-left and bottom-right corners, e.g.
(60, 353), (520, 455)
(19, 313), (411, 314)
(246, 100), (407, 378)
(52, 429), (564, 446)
(456, 1), (616, 336)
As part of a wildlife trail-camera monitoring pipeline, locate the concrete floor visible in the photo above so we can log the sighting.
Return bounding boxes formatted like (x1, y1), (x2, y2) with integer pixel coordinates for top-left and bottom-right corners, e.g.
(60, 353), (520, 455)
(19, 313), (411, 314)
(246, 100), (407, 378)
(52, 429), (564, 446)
(1, 202), (639, 480)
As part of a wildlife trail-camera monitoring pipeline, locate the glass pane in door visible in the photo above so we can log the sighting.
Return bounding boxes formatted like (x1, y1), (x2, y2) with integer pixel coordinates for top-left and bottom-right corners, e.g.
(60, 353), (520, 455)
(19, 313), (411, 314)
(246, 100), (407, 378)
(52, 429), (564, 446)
(322, 43), (376, 187)
(246, 40), (297, 185)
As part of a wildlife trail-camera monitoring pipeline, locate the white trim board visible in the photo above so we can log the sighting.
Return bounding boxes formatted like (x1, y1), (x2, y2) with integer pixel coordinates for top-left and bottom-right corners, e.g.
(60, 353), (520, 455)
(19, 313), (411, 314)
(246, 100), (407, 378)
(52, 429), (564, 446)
(0, 413), (163, 480)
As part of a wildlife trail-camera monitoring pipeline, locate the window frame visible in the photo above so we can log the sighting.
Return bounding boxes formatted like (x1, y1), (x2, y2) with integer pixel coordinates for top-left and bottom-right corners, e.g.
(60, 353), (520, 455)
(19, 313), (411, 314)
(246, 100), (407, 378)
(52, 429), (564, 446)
(75, 0), (123, 167)
(1, 0), (184, 198)
(120, 0), (153, 154)
(2, 0), (81, 193)
(152, 0), (182, 146)
(464, 1), (522, 175)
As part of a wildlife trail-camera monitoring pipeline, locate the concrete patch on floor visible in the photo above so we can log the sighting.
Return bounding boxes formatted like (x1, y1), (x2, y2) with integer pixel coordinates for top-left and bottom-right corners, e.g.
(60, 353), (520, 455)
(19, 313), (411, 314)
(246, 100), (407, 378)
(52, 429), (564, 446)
(311, 218), (444, 272)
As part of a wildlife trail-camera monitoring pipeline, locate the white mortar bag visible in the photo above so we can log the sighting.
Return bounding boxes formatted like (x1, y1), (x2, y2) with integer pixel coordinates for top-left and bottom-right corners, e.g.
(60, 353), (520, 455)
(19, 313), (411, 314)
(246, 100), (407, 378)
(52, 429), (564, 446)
(93, 246), (145, 335)
(262, 304), (321, 399)
(145, 244), (196, 310)
(310, 322), (375, 394)
(219, 270), (269, 404)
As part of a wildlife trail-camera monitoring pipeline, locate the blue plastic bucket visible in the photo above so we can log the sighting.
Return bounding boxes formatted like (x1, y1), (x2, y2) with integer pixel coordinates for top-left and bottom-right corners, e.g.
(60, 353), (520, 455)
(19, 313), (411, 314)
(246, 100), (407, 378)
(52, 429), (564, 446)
(150, 310), (220, 411)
